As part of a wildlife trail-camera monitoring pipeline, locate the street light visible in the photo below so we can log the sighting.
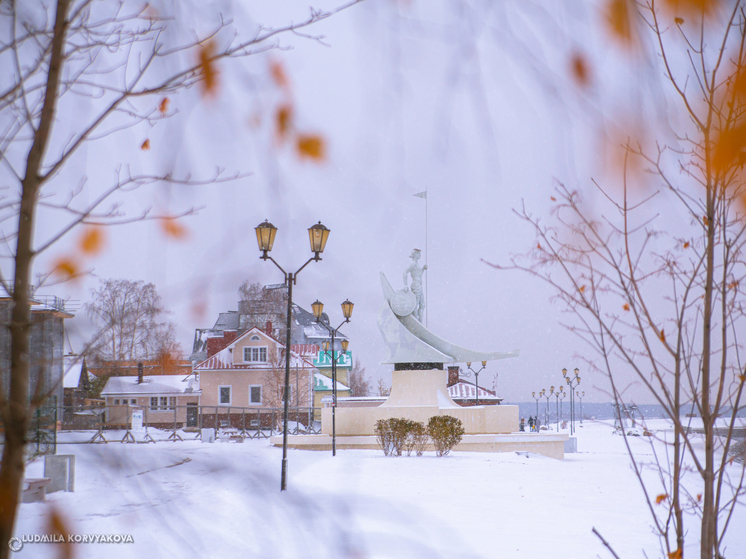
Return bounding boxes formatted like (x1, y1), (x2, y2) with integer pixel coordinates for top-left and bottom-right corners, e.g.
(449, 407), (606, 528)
(465, 361), (487, 406)
(255, 219), (330, 491)
(532, 391), (541, 428)
(554, 386), (564, 432)
(541, 387), (553, 428)
(562, 367), (581, 436)
(577, 390), (585, 425)
(312, 299), (353, 457)
(558, 389), (566, 429)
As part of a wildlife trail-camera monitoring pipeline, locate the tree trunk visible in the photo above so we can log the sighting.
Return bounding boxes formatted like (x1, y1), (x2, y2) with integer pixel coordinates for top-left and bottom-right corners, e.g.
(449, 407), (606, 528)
(0, 2), (70, 556)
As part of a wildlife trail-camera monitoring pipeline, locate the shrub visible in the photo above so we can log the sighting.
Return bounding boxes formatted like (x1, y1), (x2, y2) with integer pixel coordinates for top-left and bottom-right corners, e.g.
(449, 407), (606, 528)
(375, 418), (429, 456)
(427, 415), (465, 457)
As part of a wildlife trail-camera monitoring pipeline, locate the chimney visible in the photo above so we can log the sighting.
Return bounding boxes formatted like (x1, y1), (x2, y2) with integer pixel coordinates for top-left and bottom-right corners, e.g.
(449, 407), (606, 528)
(447, 366), (459, 387)
(265, 320), (272, 335)
(137, 362), (144, 384)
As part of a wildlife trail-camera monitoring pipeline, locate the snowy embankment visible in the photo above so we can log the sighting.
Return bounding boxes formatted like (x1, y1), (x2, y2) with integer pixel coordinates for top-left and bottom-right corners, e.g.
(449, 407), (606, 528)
(15, 420), (746, 558)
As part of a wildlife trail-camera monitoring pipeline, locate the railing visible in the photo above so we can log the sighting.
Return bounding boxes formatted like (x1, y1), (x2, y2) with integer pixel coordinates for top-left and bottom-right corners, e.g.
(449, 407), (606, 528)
(53, 403), (322, 443)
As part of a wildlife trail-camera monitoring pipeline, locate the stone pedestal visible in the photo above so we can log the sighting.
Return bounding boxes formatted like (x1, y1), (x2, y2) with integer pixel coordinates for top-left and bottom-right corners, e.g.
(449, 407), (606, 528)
(321, 369), (518, 435)
(273, 368), (568, 458)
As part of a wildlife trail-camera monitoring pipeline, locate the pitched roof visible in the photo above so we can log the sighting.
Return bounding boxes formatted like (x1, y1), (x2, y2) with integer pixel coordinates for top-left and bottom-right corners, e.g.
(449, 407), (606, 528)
(447, 381), (501, 401)
(194, 326), (316, 371)
(101, 375), (200, 396)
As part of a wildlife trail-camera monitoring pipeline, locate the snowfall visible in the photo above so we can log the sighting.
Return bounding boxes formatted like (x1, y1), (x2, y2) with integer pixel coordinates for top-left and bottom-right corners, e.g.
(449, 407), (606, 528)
(14, 419), (746, 559)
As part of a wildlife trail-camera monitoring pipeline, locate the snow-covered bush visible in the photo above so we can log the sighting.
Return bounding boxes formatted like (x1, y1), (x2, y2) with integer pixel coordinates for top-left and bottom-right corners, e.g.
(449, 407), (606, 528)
(427, 416), (465, 457)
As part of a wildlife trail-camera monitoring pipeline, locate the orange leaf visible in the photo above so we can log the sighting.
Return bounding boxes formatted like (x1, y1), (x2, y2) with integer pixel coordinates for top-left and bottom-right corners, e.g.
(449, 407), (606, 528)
(198, 40), (219, 97)
(712, 123), (746, 174)
(656, 493), (669, 504)
(550, 196), (557, 201)
(52, 257), (78, 280)
(270, 60), (289, 89)
(570, 52), (591, 87)
(607, 0), (633, 44)
(697, 493), (702, 501)
(296, 134), (326, 161)
(683, 241), (690, 248)
(668, 549), (682, 559)
(159, 97), (169, 115)
(47, 508), (72, 559)
(79, 226), (105, 255)
(579, 285), (586, 293)
(739, 375), (745, 383)
(703, 215), (709, 226)
(660, 329), (666, 342)
(623, 303), (630, 311)
(663, 0), (717, 17)
(537, 243), (542, 250)
(161, 218), (188, 240)
(675, 16), (684, 24)
(276, 104), (293, 140)
(141, 139), (150, 150)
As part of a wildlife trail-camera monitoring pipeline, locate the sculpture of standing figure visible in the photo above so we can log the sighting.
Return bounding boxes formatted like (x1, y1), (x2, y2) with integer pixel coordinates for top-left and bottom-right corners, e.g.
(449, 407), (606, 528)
(403, 249), (427, 323)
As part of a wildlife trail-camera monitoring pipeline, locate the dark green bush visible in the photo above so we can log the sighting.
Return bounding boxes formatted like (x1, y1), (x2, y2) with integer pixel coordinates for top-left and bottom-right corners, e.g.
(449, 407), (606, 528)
(427, 415), (465, 457)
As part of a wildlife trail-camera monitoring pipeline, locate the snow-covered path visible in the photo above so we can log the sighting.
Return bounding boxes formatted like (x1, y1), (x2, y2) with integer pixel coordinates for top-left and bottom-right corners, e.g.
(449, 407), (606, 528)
(15, 420), (746, 558)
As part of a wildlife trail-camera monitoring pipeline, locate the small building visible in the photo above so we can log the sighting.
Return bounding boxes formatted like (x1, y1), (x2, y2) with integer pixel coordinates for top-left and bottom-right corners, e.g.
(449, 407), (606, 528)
(447, 366), (503, 406)
(101, 374), (200, 429)
(0, 289), (74, 417)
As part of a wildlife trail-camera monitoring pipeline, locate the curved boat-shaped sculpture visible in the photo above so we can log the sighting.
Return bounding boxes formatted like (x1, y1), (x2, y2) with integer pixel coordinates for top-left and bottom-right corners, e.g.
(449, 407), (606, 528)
(380, 272), (519, 364)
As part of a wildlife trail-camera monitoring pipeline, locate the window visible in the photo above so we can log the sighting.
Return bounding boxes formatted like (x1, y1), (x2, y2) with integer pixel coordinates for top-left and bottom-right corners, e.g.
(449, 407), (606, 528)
(114, 399), (120, 405)
(250, 335), (261, 341)
(130, 399), (137, 405)
(150, 396), (176, 411)
(243, 346), (267, 362)
(249, 385), (262, 405)
(219, 386), (232, 405)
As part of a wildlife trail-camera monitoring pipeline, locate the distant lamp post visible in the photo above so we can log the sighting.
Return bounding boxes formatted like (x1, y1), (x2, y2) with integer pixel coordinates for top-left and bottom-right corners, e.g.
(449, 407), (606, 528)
(541, 387), (553, 428)
(558, 389), (566, 429)
(312, 299), (353, 457)
(255, 219), (330, 491)
(554, 386), (563, 432)
(577, 390), (585, 425)
(532, 391), (540, 424)
(562, 367), (581, 436)
(465, 361), (487, 405)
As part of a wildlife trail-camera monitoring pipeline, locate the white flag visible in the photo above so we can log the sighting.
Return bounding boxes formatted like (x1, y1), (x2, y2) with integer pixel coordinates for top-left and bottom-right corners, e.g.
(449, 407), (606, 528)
(414, 191), (427, 199)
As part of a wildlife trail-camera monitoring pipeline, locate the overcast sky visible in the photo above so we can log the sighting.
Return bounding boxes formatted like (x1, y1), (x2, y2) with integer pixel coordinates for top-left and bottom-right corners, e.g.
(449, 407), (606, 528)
(14, 0), (683, 403)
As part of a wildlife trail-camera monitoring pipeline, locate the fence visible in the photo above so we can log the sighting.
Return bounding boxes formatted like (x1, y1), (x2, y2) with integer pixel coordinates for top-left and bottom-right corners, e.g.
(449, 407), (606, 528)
(57, 403), (322, 443)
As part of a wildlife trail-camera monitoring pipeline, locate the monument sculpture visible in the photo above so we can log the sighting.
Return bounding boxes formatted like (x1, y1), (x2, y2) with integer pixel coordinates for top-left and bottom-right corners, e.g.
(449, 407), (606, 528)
(271, 250), (569, 458)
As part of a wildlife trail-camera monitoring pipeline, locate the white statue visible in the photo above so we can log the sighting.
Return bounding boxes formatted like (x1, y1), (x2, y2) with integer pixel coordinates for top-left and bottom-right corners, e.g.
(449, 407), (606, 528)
(403, 249), (427, 322)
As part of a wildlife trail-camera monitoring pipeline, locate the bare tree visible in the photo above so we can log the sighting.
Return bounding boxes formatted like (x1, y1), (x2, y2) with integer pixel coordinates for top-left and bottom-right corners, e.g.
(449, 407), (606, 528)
(376, 377), (391, 397)
(0, 0), (361, 553)
(349, 358), (371, 397)
(495, 3), (746, 557)
(238, 281), (288, 340)
(85, 278), (175, 362)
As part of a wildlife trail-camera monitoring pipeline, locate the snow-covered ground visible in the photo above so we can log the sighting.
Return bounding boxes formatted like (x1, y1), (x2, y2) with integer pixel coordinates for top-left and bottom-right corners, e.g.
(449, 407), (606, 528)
(15, 420), (746, 558)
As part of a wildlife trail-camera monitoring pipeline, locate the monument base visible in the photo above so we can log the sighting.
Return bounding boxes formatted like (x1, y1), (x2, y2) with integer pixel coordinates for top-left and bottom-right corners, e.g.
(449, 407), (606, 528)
(272, 369), (568, 458)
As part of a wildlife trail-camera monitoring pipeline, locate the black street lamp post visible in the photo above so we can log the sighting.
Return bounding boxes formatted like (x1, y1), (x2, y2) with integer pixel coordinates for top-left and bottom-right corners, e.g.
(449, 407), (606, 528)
(255, 219), (330, 491)
(466, 361), (487, 405)
(541, 387), (553, 428)
(562, 367), (581, 436)
(554, 386), (564, 432)
(311, 299), (353, 457)
(558, 390), (566, 429)
(577, 390), (585, 425)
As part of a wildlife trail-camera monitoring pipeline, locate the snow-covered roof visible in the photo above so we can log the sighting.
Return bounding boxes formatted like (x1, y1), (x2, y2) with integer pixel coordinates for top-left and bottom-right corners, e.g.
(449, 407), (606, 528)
(63, 362), (83, 389)
(101, 375), (200, 396)
(448, 381), (501, 401)
(314, 372), (349, 392)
